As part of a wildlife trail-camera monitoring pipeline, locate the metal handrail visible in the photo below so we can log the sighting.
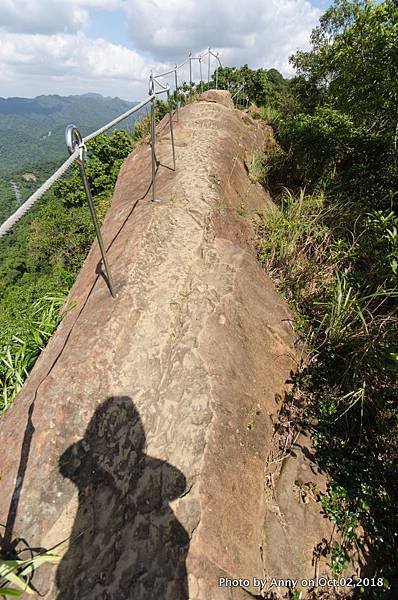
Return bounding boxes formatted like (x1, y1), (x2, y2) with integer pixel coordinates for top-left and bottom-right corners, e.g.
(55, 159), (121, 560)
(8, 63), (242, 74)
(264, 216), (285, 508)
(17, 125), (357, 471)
(154, 78), (169, 91)
(83, 96), (154, 143)
(176, 56), (191, 70)
(0, 47), (225, 297)
(154, 54), (192, 80)
(0, 150), (79, 238)
(0, 97), (155, 240)
(231, 81), (246, 101)
(66, 125), (115, 297)
(153, 48), (213, 81)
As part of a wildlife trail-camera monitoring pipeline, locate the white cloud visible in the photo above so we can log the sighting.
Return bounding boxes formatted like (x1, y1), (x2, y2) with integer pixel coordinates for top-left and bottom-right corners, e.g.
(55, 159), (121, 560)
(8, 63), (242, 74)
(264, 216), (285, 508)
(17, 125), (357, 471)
(0, 0), (321, 98)
(0, 0), (121, 35)
(123, 0), (321, 74)
(0, 32), (167, 99)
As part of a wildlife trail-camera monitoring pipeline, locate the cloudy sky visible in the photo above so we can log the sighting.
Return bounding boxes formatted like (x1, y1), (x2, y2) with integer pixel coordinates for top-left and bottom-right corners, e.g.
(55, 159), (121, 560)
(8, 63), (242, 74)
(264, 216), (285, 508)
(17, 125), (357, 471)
(0, 0), (331, 101)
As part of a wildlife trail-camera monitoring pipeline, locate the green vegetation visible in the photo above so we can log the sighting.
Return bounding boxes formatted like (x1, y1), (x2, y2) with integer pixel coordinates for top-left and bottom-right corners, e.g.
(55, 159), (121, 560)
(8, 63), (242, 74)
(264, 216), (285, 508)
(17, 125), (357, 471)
(165, 64), (289, 110)
(0, 296), (65, 413)
(214, 64), (288, 108)
(253, 0), (397, 590)
(0, 162), (60, 224)
(0, 548), (60, 597)
(247, 151), (267, 184)
(0, 94), (143, 177)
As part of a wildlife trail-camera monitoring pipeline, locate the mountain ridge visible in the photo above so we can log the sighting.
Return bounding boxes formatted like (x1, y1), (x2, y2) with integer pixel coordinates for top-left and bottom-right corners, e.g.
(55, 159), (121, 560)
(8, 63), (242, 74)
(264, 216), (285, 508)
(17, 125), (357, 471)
(0, 93), (130, 115)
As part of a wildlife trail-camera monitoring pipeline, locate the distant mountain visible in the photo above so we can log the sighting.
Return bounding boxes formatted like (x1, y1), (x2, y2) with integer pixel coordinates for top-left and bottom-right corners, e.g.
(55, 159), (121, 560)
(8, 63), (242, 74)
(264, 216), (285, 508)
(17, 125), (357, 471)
(0, 93), (143, 176)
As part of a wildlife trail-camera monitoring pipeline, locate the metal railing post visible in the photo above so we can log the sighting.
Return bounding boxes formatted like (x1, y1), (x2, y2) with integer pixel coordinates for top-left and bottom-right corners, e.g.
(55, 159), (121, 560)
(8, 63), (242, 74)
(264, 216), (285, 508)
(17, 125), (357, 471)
(188, 52), (192, 97)
(149, 74), (157, 202)
(166, 87), (176, 171)
(65, 124), (115, 297)
(174, 65), (179, 121)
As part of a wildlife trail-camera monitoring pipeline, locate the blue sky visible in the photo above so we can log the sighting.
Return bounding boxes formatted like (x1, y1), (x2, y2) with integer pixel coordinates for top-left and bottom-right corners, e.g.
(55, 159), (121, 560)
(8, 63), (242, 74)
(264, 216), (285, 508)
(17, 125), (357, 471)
(313, 0), (331, 7)
(0, 0), (332, 100)
(86, 8), (131, 47)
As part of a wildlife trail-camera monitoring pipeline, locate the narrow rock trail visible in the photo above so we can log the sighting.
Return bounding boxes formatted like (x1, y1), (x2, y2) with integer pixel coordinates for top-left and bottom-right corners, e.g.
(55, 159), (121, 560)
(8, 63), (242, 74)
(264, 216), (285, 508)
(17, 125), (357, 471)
(0, 92), (333, 599)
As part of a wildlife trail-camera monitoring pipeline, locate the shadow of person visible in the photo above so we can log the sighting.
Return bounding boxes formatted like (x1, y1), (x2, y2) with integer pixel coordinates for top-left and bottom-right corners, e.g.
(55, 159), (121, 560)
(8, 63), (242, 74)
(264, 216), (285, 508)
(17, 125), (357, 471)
(56, 396), (189, 600)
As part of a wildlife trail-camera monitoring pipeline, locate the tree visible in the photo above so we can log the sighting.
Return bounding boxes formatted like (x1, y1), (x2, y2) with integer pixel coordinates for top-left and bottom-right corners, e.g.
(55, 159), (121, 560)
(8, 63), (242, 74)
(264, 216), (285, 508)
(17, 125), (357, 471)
(213, 64), (289, 107)
(291, 0), (398, 129)
(285, 0), (398, 209)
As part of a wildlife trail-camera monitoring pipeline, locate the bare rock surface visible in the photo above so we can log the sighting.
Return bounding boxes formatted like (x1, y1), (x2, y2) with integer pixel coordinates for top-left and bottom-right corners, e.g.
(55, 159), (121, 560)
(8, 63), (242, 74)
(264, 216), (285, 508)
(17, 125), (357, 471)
(0, 92), (333, 599)
(198, 89), (234, 108)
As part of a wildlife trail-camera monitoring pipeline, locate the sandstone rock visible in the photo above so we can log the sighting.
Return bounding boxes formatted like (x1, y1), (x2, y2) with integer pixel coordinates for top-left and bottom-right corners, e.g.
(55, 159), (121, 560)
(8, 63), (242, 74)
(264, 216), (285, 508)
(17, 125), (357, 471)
(0, 91), (333, 599)
(199, 89), (234, 108)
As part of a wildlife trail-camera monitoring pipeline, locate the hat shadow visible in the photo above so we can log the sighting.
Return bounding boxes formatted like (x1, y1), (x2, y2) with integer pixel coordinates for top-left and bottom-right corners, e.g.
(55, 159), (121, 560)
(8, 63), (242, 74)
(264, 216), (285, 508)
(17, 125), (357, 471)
(56, 396), (189, 599)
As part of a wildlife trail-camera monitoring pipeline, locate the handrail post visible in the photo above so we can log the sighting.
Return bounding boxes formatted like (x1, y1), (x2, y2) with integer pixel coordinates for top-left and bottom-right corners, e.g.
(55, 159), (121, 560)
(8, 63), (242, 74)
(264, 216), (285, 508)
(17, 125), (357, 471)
(188, 52), (192, 97)
(149, 73), (157, 202)
(167, 87), (176, 171)
(65, 124), (116, 297)
(174, 65), (179, 121)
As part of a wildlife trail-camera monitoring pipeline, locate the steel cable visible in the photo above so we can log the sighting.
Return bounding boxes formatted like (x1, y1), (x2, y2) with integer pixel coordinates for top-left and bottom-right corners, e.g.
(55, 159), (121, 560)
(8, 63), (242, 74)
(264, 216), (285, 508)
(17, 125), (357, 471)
(0, 149), (79, 239)
(83, 95), (155, 143)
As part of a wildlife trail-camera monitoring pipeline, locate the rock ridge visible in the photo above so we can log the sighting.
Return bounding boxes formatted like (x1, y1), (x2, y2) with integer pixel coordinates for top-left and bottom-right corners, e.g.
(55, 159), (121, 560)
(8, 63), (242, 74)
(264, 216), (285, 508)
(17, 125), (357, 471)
(0, 91), (328, 599)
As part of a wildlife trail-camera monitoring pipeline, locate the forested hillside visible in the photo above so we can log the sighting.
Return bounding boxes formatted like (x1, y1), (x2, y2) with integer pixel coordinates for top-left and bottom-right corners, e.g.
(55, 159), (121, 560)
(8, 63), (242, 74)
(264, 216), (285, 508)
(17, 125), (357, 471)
(0, 162), (60, 224)
(0, 93), (140, 176)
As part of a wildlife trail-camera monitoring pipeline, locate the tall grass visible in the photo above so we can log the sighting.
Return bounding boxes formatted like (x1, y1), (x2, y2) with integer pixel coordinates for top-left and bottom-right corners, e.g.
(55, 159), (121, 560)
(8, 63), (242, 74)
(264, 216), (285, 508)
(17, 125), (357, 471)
(0, 547), (61, 597)
(256, 189), (332, 305)
(255, 187), (398, 585)
(255, 105), (282, 125)
(0, 295), (65, 413)
(247, 151), (267, 184)
(256, 188), (397, 354)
